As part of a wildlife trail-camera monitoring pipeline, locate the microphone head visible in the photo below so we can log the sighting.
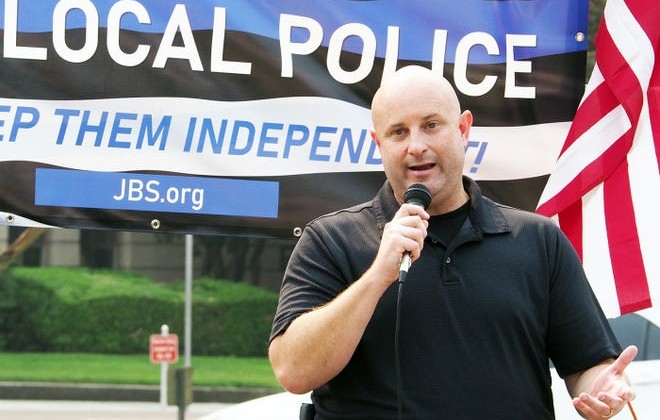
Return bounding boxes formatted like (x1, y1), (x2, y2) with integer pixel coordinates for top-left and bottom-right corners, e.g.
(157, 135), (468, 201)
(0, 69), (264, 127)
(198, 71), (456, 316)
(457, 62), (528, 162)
(403, 183), (432, 209)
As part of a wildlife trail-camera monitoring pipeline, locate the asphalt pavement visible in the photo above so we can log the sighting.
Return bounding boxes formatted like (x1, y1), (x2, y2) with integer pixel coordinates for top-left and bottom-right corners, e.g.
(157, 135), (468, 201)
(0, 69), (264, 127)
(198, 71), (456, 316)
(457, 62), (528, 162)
(0, 400), (231, 420)
(0, 381), (278, 420)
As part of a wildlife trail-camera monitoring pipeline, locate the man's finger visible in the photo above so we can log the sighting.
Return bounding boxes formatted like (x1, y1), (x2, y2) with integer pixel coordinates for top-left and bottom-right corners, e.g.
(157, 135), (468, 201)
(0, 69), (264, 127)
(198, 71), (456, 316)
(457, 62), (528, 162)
(610, 345), (638, 373)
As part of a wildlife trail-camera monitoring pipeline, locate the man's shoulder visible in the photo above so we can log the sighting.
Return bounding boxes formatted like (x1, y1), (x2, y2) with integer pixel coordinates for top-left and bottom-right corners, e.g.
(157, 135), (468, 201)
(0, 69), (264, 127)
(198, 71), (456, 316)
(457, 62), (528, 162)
(479, 195), (562, 239)
(309, 200), (377, 228)
(486, 196), (556, 224)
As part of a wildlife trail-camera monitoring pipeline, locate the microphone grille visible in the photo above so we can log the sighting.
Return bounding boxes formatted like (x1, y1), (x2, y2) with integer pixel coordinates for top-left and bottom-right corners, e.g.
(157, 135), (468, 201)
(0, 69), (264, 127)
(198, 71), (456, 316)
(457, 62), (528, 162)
(403, 184), (432, 209)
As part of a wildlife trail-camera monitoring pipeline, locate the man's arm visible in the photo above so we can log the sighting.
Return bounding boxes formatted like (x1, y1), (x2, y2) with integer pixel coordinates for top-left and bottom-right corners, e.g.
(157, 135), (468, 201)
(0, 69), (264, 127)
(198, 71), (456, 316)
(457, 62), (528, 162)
(269, 264), (390, 394)
(269, 204), (429, 394)
(564, 345), (637, 419)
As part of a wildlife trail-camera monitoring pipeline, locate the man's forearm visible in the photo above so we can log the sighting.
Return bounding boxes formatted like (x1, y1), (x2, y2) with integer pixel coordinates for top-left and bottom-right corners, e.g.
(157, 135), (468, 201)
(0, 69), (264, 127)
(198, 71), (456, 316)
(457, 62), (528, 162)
(269, 266), (391, 394)
(565, 361), (613, 398)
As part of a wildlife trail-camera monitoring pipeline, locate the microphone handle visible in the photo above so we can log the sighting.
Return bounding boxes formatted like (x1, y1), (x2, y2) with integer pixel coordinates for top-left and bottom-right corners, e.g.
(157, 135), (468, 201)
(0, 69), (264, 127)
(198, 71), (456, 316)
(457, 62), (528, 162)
(399, 252), (412, 274)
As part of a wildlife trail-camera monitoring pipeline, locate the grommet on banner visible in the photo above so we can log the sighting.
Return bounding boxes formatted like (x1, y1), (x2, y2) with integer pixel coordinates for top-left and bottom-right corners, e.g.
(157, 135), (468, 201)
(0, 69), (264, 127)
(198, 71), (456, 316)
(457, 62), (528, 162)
(5, 214), (15, 223)
(575, 32), (585, 42)
(151, 219), (161, 230)
(293, 227), (303, 237)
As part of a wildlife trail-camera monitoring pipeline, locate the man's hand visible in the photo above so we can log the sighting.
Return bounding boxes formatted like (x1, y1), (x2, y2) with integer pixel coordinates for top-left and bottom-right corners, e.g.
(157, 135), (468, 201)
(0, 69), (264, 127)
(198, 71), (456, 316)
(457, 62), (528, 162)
(373, 203), (429, 285)
(572, 345), (637, 419)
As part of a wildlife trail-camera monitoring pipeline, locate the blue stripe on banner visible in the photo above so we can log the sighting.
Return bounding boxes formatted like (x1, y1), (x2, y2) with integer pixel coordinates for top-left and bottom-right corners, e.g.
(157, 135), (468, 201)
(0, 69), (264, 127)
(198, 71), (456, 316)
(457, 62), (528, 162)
(34, 168), (279, 218)
(1, 0), (587, 63)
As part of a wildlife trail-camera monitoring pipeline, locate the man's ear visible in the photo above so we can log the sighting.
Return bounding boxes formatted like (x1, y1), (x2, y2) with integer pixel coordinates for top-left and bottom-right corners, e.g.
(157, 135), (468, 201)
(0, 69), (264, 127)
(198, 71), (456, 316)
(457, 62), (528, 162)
(370, 129), (381, 147)
(459, 110), (473, 144)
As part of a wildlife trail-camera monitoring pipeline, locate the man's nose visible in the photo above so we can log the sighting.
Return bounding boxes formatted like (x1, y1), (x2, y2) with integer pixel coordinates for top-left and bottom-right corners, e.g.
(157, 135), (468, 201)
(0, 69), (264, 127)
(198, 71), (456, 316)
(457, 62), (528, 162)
(408, 131), (427, 155)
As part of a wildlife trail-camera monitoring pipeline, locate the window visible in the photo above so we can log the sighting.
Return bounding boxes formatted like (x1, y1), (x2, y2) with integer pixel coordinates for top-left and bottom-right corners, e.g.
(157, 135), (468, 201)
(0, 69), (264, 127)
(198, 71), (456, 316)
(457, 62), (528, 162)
(80, 230), (115, 269)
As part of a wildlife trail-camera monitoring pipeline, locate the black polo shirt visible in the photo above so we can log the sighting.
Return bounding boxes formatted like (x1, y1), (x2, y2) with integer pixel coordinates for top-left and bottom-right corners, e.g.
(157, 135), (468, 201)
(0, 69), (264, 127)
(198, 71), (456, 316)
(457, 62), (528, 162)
(271, 177), (620, 419)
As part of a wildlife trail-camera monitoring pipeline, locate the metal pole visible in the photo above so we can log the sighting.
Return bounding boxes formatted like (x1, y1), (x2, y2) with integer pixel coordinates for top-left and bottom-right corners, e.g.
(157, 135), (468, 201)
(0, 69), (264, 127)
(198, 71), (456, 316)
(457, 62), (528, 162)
(184, 234), (193, 367)
(159, 324), (169, 409)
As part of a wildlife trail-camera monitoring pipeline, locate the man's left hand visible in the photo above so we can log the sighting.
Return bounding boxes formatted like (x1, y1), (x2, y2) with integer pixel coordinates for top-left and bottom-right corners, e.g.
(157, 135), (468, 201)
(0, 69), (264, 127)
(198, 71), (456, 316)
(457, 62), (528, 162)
(572, 345), (638, 419)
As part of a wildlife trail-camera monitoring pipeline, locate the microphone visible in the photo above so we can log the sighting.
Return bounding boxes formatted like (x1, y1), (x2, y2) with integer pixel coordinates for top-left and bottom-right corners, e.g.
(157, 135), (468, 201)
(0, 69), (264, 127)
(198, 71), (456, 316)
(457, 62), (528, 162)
(399, 184), (432, 278)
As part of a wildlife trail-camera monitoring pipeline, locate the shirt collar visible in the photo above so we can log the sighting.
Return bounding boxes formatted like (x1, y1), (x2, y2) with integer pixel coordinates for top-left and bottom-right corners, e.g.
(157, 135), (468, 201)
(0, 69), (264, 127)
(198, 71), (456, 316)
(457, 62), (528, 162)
(373, 176), (511, 237)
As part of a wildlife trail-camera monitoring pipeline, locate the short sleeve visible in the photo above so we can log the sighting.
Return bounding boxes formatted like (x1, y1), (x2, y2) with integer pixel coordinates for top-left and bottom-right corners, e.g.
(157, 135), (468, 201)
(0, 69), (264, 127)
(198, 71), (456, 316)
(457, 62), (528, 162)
(546, 228), (621, 377)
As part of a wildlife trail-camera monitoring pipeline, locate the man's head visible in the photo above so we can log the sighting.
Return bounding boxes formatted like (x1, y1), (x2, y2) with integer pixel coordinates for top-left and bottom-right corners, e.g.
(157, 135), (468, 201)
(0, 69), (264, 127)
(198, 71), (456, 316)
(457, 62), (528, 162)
(370, 65), (472, 215)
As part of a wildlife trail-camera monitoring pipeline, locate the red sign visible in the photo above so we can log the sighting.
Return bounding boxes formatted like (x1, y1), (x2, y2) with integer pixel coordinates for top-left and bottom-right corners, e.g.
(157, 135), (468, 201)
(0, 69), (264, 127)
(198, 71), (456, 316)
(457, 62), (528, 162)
(149, 334), (179, 364)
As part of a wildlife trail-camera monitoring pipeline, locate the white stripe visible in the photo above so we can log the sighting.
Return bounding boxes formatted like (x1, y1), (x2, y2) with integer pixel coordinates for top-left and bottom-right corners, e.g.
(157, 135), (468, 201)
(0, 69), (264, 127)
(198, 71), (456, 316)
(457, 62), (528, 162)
(0, 96), (571, 180)
(628, 100), (660, 305)
(537, 105), (631, 207)
(606, 0), (655, 87)
(0, 96), (377, 177)
(466, 123), (569, 181)
(581, 65), (603, 106)
(581, 184), (621, 318)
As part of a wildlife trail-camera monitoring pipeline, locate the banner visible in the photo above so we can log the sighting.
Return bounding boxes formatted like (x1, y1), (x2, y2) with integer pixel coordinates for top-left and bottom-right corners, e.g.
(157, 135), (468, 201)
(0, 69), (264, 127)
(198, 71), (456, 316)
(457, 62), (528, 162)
(0, 0), (588, 237)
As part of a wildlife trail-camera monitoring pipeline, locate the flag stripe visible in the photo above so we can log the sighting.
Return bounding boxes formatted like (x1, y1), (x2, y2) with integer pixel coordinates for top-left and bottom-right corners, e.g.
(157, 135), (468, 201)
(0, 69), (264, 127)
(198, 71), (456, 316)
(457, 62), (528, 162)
(580, 185), (620, 314)
(560, 73), (618, 154)
(651, 70), (660, 171)
(536, 107), (629, 215)
(628, 78), (660, 312)
(557, 202), (583, 259)
(597, 22), (644, 129)
(623, 0), (660, 48)
(604, 162), (651, 313)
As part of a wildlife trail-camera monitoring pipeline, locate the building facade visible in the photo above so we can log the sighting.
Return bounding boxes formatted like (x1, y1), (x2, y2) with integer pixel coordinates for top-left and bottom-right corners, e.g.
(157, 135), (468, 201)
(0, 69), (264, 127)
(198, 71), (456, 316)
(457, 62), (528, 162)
(0, 226), (293, 292)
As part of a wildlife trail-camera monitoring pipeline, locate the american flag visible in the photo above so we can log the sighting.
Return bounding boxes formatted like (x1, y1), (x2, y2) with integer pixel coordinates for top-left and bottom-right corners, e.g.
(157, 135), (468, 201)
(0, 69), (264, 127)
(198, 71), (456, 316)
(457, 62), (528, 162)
(536, 0), (659, 321)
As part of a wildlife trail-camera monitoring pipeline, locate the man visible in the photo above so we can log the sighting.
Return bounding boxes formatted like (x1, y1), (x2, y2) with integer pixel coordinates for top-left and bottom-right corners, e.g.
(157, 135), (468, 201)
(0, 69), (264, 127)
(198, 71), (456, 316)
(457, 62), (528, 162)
(269, 65), (636, 419)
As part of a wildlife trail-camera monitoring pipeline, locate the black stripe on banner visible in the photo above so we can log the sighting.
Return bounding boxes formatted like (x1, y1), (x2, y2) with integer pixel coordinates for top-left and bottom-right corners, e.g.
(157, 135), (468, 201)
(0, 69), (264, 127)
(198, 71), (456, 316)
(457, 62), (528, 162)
(0, 161), (547, 237)
(0, 161), (384, 237)
(0, 29), (584, 125)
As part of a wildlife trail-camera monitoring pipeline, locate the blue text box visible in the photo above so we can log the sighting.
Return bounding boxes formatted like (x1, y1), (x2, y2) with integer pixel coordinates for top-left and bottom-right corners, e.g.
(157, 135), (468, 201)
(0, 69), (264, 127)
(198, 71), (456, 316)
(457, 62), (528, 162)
(35, 168), (279, 218)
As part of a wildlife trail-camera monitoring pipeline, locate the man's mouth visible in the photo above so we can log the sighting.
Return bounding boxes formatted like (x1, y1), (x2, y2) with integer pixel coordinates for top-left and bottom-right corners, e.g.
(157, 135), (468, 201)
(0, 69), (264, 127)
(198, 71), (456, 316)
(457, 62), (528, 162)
(409, 163), (435, 172)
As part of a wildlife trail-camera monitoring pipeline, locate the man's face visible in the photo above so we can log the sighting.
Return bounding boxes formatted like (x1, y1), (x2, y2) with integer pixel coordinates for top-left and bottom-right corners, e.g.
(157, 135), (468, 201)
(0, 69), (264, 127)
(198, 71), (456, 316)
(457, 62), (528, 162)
(371, 74), (471, 214)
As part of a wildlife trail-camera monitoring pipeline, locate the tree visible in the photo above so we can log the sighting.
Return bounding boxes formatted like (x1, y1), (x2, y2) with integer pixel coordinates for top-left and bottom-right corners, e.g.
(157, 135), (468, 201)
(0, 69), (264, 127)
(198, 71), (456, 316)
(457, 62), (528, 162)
(0, 228), (46, 272)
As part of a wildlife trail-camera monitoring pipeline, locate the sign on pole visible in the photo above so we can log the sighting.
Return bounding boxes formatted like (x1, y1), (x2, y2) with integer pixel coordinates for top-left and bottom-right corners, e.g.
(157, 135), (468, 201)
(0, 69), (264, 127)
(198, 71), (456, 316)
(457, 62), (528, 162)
(150, 333), (179, 364)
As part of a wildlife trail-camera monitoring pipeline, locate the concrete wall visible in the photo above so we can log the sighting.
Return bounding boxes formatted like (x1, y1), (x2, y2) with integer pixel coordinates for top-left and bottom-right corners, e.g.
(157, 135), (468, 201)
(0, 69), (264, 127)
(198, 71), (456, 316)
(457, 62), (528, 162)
(41, 229), (80, 266)
(115, 231), (199, 282)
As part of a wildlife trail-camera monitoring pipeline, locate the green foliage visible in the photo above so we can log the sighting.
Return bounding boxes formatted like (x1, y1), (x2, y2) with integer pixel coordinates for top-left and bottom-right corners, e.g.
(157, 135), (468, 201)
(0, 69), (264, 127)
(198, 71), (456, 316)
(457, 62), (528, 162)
(587, 0), (606, 76)
(0, 267), (278, 356)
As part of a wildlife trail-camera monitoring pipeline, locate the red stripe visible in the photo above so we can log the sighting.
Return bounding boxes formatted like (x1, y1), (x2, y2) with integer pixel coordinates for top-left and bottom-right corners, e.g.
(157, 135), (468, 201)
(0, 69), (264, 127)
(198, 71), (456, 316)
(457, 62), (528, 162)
(536, 131), (632, 217)
(650, 68), (660, 172)
(557, 201), (583, 260)
(603, 161), (651, 313)
(597, 21), (644, 138)
(624, 0), (660, 46)
(560, 81), (619, 155)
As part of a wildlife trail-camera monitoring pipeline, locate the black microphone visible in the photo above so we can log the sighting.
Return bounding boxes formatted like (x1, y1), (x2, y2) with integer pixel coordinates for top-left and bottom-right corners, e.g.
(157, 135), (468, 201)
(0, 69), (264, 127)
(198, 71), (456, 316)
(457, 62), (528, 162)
(399, 183), (432, 278)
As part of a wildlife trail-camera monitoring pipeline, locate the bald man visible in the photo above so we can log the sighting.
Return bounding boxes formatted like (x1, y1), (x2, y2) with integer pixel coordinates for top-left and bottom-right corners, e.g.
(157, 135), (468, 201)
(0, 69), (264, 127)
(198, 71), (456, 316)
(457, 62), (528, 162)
(269, 66), (636, 419)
